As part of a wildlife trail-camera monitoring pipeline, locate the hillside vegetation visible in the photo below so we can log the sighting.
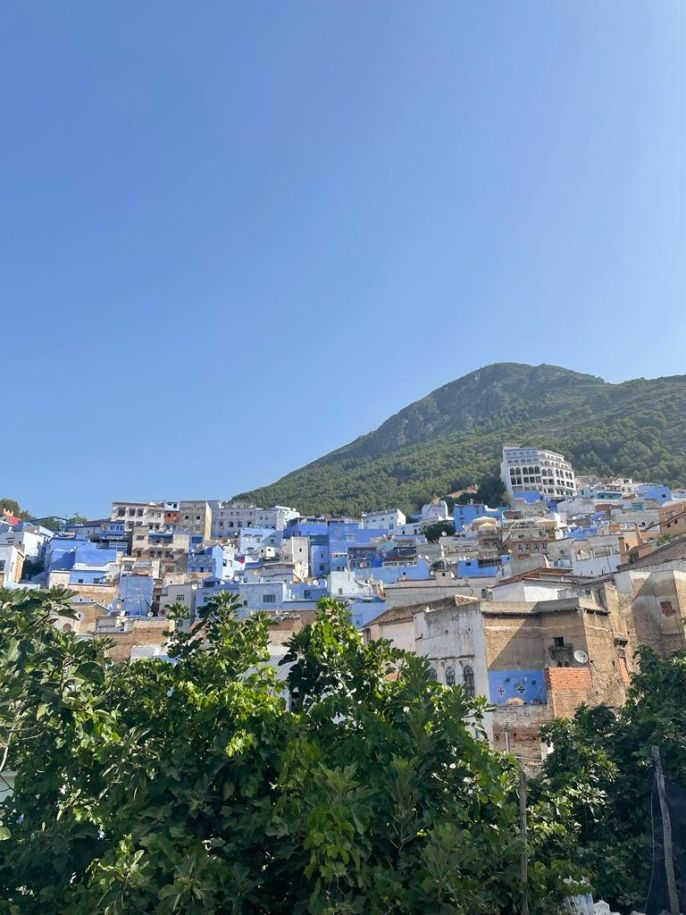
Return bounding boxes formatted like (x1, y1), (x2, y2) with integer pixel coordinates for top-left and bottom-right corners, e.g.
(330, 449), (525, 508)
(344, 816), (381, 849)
(236, 363), (686, 515)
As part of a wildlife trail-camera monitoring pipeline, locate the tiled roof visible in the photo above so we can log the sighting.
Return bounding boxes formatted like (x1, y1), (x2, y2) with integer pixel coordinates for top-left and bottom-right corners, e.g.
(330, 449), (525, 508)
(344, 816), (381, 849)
(365, 594), (476, 628)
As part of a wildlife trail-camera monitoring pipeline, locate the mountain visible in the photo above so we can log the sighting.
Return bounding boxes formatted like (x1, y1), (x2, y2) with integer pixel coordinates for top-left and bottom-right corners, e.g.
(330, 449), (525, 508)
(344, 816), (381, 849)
(235, 363), (686, 516)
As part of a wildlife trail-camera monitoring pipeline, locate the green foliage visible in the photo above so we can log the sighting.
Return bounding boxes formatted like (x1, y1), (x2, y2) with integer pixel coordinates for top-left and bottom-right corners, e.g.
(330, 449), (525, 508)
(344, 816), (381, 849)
(0, 589), (575, 913)
(532, 648), (686, 911)
(423, 521), (456, 543)
(0, 499), (31, 521)
(235, 363), (686, 515)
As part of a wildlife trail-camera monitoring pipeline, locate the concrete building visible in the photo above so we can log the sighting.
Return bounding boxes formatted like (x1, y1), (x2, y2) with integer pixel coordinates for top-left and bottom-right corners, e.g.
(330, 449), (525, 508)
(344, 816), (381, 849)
(279, 536), (309, 578)
(116, 572), (155, 618)
(369, 591), (631, 767)
(159, 581), (200, 617)
(95, 616), (172, 662)
(453, 503), (503, 533)
(130, 527), (191, 578)
(0, 544), (24, 586)
(0, 524), (50, 563)
(659, 503), (686, 539)
(500, 445), (576, 501)
(164, 501), (180, 526)
(614, 564), (686, 658)
(420, 499), (450, 523)
(210, 501), (298, 537)
(178, 500), (212, 541)
(111, 501), (165, 532)
(361, 509), (406, 532)
(383, 569), (486, 608)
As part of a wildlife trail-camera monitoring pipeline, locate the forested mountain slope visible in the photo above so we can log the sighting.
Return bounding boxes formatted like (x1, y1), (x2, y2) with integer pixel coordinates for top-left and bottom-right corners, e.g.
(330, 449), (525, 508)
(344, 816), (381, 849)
(236, 363), (686, 515)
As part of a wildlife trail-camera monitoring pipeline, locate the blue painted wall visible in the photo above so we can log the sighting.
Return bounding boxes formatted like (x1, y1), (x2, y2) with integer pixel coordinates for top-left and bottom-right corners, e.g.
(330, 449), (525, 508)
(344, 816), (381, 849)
(453, 503), (503, 532)
(119, 574), (155, 617)
(488, 670), (547, 706)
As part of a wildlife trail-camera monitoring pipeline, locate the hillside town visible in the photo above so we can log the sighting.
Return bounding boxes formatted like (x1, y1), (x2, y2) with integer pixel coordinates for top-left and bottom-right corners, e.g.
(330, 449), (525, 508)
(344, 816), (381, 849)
(3, 444), (686, 769)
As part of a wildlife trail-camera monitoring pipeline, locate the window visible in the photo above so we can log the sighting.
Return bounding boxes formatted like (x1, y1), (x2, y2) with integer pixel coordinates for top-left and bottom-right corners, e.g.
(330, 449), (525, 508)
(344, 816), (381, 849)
(660, 600), (675, 616)
(428, 666), (438, 681)
(445, 665), (456, 686)
(263, 594), (276, 604)
(553, 636), (565, 648)
(0, 560), (5, 572)
(463, 665), (475, 698)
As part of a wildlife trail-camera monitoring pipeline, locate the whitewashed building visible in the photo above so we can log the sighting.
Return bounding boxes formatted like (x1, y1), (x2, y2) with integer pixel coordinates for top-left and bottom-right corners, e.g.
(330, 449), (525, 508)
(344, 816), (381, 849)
(500, 446), (576, 501)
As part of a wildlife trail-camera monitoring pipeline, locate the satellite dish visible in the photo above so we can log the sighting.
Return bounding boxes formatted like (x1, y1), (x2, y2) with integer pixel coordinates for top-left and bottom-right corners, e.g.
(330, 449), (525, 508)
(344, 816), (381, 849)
(573, 649), (589, 664)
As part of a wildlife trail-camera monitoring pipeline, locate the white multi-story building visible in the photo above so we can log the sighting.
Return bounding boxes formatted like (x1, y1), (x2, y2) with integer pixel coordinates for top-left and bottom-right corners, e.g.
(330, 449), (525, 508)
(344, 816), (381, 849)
(111, 501), (165, 532)
(500, 446), (576, 501)
(361, 509), (406, 532)
(210, 501), (298, 537)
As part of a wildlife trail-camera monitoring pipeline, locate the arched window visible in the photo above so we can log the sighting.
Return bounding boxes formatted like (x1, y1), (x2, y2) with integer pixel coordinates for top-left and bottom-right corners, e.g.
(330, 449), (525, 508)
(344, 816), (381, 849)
(463, 664), (475, 698)
(428, 666), (438, 681)
(445, 665), (456, 686)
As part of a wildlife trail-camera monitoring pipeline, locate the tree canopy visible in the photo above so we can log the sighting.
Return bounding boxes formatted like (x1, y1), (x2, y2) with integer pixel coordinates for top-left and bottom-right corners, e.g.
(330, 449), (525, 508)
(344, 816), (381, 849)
(532, 647), (686, 912)
(0, 588), (579, 914)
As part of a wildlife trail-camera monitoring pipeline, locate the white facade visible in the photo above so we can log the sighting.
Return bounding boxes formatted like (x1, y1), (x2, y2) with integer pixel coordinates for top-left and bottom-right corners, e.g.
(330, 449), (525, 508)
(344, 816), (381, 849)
(0, 544), (24, 586)
(210, 502), (298, 537)
(420, 500), (450, 522)
(256, 505), (299, 531)
(111, 501), (165, 532)
(0, 527), (48, 561)
(500, 446), (576, 501)
(280, 536), (309, 577)
(328, 570), (375, 599)
(414, 602), (492, 739)
(361, 509), (406, 532)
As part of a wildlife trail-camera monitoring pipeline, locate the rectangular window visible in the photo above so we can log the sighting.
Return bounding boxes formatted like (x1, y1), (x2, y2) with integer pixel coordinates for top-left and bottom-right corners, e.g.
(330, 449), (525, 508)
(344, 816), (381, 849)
(263, 594), (276, 604)
(553, 636), (565, 648)
(0, 560), (5, 572)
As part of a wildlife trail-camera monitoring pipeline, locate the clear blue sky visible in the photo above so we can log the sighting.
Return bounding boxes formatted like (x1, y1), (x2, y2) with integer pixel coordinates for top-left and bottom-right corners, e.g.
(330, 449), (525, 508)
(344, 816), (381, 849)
(2, 1), (684, 518)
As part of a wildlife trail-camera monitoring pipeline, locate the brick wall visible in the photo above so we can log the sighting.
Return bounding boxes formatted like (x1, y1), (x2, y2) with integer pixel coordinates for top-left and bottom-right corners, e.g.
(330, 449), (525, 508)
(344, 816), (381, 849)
(545, 667), (593, 718)
(492, 704), (552, 768)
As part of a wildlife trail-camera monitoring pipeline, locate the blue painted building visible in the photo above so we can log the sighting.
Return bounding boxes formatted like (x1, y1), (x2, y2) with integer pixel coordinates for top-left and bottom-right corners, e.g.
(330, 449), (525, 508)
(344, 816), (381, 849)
(118, 573), (155, 617)
(635, 484), (672, 505)
(347, 598), (387, 629)
(188, 545), (224, 578)
(453, 503), (503, 533)
(457, 556), (508, 579)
